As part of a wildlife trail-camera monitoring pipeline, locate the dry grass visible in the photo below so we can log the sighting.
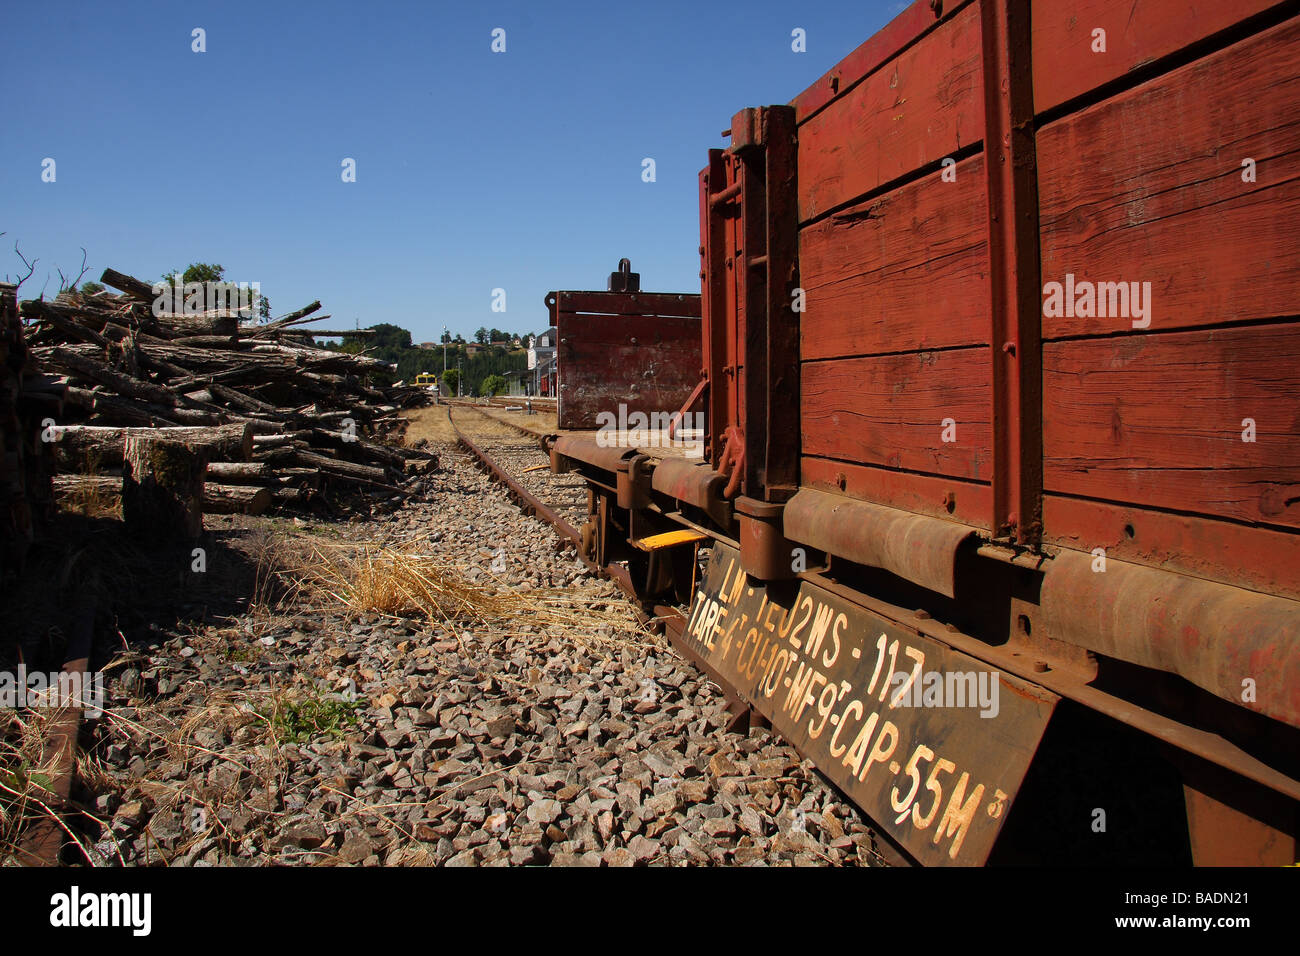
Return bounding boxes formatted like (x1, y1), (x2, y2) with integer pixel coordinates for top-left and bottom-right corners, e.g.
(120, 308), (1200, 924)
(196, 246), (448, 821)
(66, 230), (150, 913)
(403, 405), (459, 446)
(53, 474), (122, 520)
(70, 676), (366, 865)
(449, 406), (537, 440)
(472, 406), (558, 435)
(244, 527), (319, 614)
(0, 707), (104, 866)
(278, 541), (642, 639)
(3, 510), (652, 865)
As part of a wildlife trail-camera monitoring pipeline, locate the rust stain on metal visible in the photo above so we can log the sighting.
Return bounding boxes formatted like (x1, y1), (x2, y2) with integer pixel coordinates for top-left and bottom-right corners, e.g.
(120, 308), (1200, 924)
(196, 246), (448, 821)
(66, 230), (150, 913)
(784, 488), (976, 598)
(548, 287), (702, 431)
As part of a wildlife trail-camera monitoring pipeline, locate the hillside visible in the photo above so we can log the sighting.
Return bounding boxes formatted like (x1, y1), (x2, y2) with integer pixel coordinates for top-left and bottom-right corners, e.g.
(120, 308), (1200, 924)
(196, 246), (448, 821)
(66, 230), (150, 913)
(325, 323), (531, 395)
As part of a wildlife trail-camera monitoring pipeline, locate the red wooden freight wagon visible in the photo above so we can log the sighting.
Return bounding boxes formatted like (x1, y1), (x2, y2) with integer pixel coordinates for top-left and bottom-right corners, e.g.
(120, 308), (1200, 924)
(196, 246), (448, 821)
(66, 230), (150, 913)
(549, 0), (1300, 865)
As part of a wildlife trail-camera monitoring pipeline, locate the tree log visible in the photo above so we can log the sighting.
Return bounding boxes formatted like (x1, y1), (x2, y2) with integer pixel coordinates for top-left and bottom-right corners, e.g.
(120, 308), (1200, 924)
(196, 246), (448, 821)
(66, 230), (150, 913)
(206, 461), (267, 483)
(51, 347), (177, 406)
(203, 483), (271, 515)
(122, 435), (208, 539)
(53, 475), (120, 493)
(291, 448), (388, 484)
(52, 475), (122, 510)
(171, 335), (238, 348)
(403, 456), (440, 476)
(252, 430), (310, 448)
(49, 423), (254, 469)
(64, 387), (180, 427)
(308, 428), (408, 468)
(100, 268), (155, 302)
(273, 468), (322, 489)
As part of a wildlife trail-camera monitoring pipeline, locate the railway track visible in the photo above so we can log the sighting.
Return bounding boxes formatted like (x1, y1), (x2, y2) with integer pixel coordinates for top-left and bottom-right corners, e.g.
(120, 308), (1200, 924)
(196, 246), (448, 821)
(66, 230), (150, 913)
(444, 403), (710, 656)
(446, 404), (644, 608)
(447, 405), (588, 530)
(441, 404), (889, 848)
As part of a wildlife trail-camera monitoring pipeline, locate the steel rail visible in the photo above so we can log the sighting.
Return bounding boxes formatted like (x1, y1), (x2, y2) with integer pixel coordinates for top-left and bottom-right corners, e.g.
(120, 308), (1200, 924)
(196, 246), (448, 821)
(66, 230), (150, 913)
(447, 407), (633, 595)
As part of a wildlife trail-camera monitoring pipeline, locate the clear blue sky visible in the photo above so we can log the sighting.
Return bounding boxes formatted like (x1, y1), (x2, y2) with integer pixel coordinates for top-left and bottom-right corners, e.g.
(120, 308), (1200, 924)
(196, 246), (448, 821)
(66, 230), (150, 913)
(3, 0), (906, 344)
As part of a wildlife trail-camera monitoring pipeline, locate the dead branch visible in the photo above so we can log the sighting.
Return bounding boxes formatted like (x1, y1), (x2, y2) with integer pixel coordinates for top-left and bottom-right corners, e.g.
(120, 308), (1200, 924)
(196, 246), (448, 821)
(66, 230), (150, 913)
(11, 240), (37, 291)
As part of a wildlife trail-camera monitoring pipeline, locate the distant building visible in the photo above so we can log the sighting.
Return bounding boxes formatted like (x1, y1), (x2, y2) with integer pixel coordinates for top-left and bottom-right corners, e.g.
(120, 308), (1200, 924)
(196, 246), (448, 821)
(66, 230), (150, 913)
(534, 354), (557, 396)
(526, 328), (558, 396)
(527, 327), (556, 368)
(417, 342), (438, 350)
(502, 369), (528, 397)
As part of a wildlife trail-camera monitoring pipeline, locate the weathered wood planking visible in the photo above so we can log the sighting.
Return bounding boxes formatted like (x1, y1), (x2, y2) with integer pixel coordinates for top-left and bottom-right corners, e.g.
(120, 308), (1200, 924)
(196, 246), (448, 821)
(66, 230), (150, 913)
(1043, 325), (1300, 529)
(796, 0), (984, 222)
(1037, 15), (1300, 339)
(800, 154), (989, 361)
(1031, 0), (1285, 114)
(556, 312), (702, 430)
(792, 0), (966, 123)
(549, 291), (701, 320)
(1043, 495), (1300, 603)
(802, 455), (992, 530)
(801, 348), (992, 481)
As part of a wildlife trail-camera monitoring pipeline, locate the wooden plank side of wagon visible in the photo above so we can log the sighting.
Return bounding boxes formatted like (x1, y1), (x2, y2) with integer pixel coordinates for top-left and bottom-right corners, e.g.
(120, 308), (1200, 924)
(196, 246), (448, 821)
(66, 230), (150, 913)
(1043, 324), (1300, 531)
(800, 153), (990, 362)
(1037, 14), (1300, 340)
(796, 0), (985, 222)
(801, 349), (992, 483)
(1031, 0), (1289, 114)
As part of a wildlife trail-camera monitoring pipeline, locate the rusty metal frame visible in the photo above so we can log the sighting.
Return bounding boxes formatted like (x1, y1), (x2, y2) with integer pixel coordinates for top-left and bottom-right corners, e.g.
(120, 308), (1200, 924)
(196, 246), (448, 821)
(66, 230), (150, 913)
(732, 105), (801, 504)
(784, 487), (978, 598)
(981, 0), (1043, 544)
(699, 149), (737, 468)
(802, 565), (1300, 805)
(1040, 549), (1300, 730)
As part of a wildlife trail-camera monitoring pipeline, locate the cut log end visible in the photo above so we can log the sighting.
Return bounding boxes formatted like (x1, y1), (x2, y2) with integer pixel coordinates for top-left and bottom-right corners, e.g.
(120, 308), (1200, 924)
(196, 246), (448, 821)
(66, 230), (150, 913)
(122, 436), (208, 539)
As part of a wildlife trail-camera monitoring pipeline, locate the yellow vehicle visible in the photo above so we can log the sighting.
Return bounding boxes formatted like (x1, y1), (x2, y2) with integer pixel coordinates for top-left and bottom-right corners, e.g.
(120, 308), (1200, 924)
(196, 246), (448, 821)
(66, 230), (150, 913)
(414, 373), (438, 391)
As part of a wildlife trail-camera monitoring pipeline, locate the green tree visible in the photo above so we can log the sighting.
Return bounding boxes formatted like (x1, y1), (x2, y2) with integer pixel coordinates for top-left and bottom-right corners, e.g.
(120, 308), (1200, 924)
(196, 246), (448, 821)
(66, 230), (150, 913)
(159, 263), (225, 285)
(158, 263), (267, 319)
(185, 263), (225, 284)
(441, 368), (460, 396)
(474, 327), (489, 345)
(79, 281), (105, 295)
(359, 323), (413, 363)
(479, 374), (506, 397)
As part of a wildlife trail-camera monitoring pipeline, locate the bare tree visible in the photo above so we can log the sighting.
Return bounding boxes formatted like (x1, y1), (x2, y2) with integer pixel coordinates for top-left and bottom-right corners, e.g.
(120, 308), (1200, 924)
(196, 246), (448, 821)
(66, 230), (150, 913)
(56, 246), (90, 294)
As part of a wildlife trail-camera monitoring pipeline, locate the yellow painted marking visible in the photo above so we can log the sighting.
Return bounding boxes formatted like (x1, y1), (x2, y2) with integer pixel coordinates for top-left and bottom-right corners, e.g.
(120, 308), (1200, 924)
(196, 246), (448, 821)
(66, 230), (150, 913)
(630, 529), (708, 552)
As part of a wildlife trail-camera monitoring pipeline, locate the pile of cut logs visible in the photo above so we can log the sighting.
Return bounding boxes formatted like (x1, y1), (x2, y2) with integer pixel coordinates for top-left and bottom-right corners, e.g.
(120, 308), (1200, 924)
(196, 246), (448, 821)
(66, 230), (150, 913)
(2, 281), (56, 572)
(18, 268), (435, 530)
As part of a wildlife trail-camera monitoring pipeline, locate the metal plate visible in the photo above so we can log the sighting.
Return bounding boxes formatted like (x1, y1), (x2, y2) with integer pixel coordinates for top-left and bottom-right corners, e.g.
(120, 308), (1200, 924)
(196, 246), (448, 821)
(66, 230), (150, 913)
(682, 542), (1058, 865)
(554, 308), (702, 430)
